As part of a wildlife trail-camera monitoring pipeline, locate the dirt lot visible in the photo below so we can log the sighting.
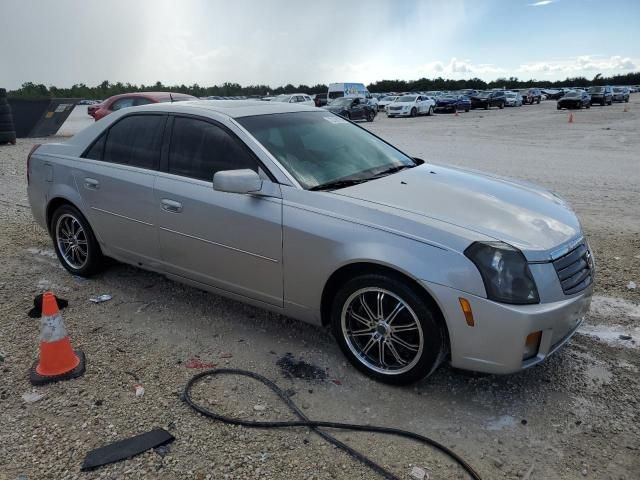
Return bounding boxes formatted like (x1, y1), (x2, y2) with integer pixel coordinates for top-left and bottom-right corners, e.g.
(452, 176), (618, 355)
(0, 99), (638, 480)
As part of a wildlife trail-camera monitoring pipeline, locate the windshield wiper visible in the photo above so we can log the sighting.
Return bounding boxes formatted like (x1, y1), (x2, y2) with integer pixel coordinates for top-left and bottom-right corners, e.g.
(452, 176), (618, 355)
(370, 164), (415, 179)
(309, 178), (370, 191)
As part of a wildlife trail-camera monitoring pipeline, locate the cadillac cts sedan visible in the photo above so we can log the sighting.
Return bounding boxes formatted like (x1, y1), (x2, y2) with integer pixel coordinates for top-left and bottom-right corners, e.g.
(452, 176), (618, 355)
(27, 101), (594, 384)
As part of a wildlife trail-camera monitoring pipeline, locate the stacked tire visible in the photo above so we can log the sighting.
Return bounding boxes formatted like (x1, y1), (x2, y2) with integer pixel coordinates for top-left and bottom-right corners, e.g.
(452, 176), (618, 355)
(0, 88), (17, 145)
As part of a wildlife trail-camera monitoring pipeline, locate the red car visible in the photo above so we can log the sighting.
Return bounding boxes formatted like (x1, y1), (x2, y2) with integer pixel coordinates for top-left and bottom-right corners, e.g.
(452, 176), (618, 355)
(88, 92), (196, 120)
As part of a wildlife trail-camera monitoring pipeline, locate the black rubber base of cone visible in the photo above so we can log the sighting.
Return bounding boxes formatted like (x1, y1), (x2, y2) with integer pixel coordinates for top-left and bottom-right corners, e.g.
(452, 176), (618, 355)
(30, 350), (86, 386)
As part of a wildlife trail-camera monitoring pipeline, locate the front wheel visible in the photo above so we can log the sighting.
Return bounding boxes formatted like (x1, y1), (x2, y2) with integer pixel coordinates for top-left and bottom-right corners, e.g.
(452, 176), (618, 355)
(499, 102), (504, 109)
(366, 110), (375, 122)
(427, 106), (433, 116)
(331, 274), (445, 385)
(51, 204), (104, 277)
(410, 107), (417, 117)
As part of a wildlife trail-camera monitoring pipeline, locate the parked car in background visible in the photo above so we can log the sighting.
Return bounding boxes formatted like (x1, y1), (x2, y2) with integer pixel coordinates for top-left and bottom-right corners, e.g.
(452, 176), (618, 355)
(272, 94), (315, 106)
(425, 91), (444, 98)
(557, 91), (591, 110)
(470, 91), (506, 110)
(377, 95), (399, 111)
(313, 93), (328, 107)
(521, 88), (542, 105)
(612, 87), (630, 103)
(387, 95), (435, 117)
(322, 96), (376, 121)
(28, 100), (594, 384)
(434, 94), (471, 113)
(541, 89), (563, 100)
(327, 82), (370, 102)
(588, 86), (613, 106)
(505, 91), (523, 107)
(88, 92), (196, 120)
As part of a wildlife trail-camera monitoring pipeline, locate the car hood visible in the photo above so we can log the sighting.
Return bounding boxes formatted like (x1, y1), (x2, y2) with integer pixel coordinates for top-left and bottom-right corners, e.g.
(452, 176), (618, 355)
(334, 164), (581, 261)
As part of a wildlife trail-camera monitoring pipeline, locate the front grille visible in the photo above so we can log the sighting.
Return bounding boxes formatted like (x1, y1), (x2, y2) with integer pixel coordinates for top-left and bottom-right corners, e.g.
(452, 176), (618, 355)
(389, 106), (402, 111)
(553, 243), (593, 295)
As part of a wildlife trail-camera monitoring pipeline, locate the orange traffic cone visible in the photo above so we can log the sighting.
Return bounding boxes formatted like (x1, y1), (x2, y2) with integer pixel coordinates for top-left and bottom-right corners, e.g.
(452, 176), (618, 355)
(568, 112), (574, 123)
(30, 291), (85, 385)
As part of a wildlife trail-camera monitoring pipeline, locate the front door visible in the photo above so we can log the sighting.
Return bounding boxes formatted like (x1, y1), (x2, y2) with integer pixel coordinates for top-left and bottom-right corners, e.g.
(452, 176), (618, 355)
(155, 115), (283, 306)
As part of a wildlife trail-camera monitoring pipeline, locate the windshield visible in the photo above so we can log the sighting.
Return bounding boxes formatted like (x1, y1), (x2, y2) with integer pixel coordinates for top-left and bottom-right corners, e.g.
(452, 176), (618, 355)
(505, 92), (516, 97)
(381, 96), (397, 101)
(613, 87), (624, 92)
(564, 92), (579, 97)
(329, 97), (352, 106)
(397, 96), (416, 102)
(273, 95), (291, 102)
(477, 92), (490, 97)
(238, 111), (416, 190)
(588, 86), (604, 93)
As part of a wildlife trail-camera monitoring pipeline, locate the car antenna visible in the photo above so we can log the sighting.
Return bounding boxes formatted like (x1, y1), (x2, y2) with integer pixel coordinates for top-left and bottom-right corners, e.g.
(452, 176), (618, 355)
(170, 93), (174, 103)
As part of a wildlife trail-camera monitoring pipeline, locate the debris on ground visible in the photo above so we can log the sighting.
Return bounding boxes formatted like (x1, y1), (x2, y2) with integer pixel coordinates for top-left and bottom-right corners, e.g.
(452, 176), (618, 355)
(184, 357), (216, 369)
(409, 465), (429, 480)
(276, 353), (327, 381)
(219, 352), (233, 359)
(627, 281), (636, 290)
(89, 294), (112, 303)
(619, 334), (633, 340)
(132, 383), (145, 397)
(80, 428), (174, 471)
(21, 391), (45, 403)
(253, 404), (266, 412)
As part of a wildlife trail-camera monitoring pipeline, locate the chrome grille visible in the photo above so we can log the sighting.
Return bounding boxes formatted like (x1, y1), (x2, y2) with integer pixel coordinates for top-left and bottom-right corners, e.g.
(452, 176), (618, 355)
(553, 243), (593, 295)
(389, 106), (402, 111)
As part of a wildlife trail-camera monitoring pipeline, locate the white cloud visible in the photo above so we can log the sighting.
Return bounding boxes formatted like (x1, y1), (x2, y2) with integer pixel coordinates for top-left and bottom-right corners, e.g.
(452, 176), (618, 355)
(528, 0), (556, 6)
(519, 55), (638, 75)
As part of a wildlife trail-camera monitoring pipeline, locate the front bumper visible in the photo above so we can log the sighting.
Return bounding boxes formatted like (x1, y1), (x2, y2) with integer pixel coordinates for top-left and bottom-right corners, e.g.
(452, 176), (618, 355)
(423, 281), (593, 374)
(387, 109), (411, 116)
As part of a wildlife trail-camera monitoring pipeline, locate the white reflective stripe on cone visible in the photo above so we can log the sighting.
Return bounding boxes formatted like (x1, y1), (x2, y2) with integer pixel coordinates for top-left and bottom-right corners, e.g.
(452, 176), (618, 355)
(40, 313), (68, 342)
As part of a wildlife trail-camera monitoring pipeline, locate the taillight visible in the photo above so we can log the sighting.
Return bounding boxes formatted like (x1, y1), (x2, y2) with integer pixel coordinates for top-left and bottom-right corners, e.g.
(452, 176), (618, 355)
(27, 143), (41, 185)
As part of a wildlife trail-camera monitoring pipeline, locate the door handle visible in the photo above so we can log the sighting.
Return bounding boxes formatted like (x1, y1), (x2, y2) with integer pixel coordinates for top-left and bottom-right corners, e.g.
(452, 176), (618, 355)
(161, 199), (183, 213)
(84, 178), (99, 190)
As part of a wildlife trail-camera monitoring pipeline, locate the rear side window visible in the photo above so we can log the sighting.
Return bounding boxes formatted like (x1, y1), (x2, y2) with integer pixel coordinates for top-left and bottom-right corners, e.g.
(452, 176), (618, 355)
(84, 134), (106, 160)
(110, 98), (135, 111)
(103, 115), (164, 170)
(168, 117), (258, 182)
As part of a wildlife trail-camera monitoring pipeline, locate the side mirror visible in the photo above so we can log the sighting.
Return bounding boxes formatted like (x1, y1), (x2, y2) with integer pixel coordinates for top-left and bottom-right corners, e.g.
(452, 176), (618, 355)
(213, 169), (262, 194)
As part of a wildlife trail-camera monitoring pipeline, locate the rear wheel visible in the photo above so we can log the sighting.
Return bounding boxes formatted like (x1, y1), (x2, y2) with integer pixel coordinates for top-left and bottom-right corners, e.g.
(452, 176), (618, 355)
(537, 98), (541, 104)
(331, 274), (445, 385)
(51, 204), (104, 277)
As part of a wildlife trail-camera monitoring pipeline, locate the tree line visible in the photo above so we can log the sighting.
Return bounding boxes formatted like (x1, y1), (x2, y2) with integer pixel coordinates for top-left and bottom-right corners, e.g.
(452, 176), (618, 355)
(7, 72), (640, 99)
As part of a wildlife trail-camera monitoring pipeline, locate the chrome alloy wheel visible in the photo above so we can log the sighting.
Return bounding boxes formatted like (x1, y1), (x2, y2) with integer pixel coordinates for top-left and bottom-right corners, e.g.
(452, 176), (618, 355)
(55, 213), (89, 270)
(341, 288), (424, 375)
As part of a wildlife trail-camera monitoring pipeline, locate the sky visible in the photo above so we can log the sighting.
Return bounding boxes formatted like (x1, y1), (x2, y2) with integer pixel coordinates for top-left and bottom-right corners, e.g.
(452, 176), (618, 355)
(1, 0), (639, 90)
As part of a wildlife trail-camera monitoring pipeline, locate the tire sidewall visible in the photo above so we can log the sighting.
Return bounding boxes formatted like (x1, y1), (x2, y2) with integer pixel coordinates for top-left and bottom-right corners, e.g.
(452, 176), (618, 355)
(50, 204), (102, 277)
(330, 273), (444, 385)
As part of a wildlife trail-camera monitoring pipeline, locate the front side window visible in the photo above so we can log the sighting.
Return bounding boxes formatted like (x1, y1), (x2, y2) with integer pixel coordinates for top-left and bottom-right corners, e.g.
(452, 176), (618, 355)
(238, 111), (415, 190)
(168, 117), (258, 181)
(103, 115), (164, 169)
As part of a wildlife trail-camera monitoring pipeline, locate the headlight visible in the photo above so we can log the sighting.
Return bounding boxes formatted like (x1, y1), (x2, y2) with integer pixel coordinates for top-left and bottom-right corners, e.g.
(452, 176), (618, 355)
(465, 241), (539, 305)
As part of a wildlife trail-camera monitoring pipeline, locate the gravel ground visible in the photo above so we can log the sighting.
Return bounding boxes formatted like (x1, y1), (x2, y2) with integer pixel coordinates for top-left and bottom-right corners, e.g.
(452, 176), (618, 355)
(0, 99), (638, 480)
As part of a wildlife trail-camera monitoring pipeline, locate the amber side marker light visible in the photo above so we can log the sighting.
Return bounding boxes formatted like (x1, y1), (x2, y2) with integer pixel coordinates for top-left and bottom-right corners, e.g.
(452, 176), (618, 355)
(458, 297), (475, 327)
(523, 331), (542, 360)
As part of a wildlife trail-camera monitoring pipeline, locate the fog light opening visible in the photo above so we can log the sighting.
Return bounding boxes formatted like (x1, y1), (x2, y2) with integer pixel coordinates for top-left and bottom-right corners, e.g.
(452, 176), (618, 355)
(523, 331), (542, 360)
(458, 297), (475, 327)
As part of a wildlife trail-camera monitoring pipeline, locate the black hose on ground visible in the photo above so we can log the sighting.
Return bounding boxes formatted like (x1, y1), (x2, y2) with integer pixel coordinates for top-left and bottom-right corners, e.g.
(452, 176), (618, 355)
(183, 368), (482, 480)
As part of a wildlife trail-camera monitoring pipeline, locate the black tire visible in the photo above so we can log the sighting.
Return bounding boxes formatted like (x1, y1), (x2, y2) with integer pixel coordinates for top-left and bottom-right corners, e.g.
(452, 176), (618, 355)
(331, 273), (446, 385)
(366, 110), (374, 122)
(586, 104), (590, 109)
(484, 103), (489, 110)
(557, 105), (562, 110)
(50, 204), (104, 277)
(499, 102), (504, 109)
(608, 99), (612, 105)
(465, 107), (470, 112)
(625, 98), (629, 103)
(345, 112), (351, 120)
(536, 98), (541, 104)
(410, 107), (417, 117)
(427, 106), (433, 116)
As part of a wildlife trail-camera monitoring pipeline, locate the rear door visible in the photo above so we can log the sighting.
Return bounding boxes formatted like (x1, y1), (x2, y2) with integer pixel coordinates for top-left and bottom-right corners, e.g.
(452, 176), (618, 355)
(154, 115), (283, 306)
(74, 113), (165, 265)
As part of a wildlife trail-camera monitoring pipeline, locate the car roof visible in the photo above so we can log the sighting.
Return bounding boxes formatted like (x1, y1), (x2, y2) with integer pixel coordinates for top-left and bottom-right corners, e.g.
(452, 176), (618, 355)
(106, 91), (195, 101)
(131, 100), (318, 118)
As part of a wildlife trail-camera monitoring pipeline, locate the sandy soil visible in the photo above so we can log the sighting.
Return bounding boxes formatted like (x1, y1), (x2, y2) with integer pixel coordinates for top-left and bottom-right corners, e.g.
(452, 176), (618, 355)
(0, 98), (638, 480)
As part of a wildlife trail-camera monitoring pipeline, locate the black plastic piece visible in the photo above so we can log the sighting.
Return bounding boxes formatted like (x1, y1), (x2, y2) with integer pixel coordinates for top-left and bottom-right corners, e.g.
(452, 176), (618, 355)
(81, 428), (175, 471)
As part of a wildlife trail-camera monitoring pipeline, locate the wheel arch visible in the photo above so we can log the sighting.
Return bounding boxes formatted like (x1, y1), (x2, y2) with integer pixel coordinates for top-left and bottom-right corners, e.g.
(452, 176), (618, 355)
(320, 261), (451, 350)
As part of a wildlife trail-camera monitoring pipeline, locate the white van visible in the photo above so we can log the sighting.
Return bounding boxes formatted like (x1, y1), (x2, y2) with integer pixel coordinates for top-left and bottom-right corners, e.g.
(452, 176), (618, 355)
(327, 83), (377, 108)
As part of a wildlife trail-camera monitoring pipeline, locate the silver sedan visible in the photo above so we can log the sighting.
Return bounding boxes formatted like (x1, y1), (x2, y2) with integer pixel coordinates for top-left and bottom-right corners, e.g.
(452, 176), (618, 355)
(27, 101), (593, 384)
